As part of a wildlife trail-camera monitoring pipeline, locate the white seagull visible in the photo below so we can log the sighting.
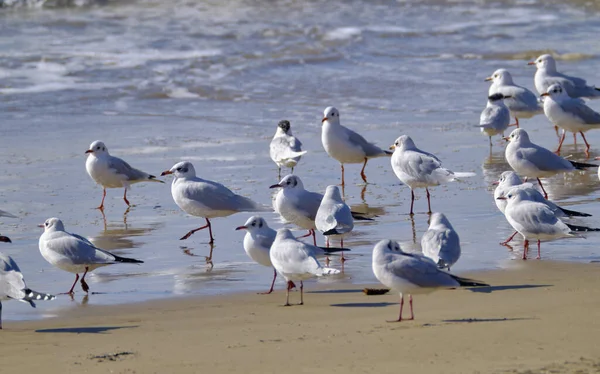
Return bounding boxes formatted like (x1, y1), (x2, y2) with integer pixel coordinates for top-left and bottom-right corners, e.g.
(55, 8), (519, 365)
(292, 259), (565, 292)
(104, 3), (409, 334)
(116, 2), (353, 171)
(485, 68), (542, 127)
(372, 239), (488, 322)
(497, 189), (599, 260)
(503, 128), (597, 199)
(1, 235), (55, 329)
(421, 212), (461, 271)
(162, 161), (268, 260)
(270, 120), (307, 178)
(476, 93), (512, 145)
(321, 106), (391, 185)
(541, 83), (600, 156)
(269, 228), (340, 306)
(38, 217), (143, 294)
(85, 140), (164, 210)
(528, 54), (600, 99)
(493, 170), (591, 245)
(390, 135), (475, 215)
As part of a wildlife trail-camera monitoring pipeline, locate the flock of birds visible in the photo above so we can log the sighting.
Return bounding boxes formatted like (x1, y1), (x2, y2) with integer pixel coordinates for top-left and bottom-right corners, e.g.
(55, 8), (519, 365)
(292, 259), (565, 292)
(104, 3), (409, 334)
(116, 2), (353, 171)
(2, 54), (600, 326)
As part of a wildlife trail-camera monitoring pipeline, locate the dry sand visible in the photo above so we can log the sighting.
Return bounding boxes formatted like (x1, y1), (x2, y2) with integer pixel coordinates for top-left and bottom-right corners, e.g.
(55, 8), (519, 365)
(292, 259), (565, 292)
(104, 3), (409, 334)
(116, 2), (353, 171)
(2, 260), (600, 374)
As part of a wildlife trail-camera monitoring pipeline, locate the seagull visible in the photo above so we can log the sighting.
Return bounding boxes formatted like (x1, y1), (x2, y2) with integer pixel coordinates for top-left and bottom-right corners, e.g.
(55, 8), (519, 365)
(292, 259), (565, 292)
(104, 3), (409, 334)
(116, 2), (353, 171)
(503, 128), (597, 199)
(270, 174), (372, 245)
(270, 120), (307, 178)
(0, 235), (55, 329)
(390, 135), (475, 215)
(269, 228), (340, 306)
(485, 68), (542, 127)
(85, 140), (164, 210)
(476, 93), (512, 145)
(315, 185), (353, 262)
(541, 83), (600, 156)
(38, 217), (143, 294)
(372, 239), (488, 322)
(235, 216), (350, 294)
(528, 54), (600, 99)
(421, 212), (461, 271)
(321, 106), (392, 185)
(497, 189), (600, 260)
(493, 170), (591, 245)
(162, 161), (268, 258)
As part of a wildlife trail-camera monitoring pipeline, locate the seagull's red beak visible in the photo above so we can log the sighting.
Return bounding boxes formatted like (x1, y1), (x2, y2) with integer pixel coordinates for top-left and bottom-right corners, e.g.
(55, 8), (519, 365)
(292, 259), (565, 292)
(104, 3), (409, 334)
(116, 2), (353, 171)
(269, 184), (282, 189)
(496, 196), (507, 200)
(527, 61), (535, 66)
(502, 136), (510, 142)
(540, 93), (549, 97)
(321, 117), (327, 123)
(161, 170), (173, 176)
(85, 149), (93, 154)
(491, 181), (499, 185)
(37, 224), (44, 228)
(235, 226), (247, 231)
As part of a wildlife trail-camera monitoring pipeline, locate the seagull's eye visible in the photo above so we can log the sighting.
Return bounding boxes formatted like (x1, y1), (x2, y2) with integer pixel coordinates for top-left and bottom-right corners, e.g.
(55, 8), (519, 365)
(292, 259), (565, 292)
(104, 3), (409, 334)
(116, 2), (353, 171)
(251, 221), (256, 226)
(96, 146), (101, 150)
(45, 222), (49, 227)
(494, 74), (498, 78)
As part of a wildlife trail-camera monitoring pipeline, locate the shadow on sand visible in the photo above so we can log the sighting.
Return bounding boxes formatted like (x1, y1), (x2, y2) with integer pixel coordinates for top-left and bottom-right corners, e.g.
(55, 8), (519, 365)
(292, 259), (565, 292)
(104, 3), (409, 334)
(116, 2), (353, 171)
(36, 325), (138, 334)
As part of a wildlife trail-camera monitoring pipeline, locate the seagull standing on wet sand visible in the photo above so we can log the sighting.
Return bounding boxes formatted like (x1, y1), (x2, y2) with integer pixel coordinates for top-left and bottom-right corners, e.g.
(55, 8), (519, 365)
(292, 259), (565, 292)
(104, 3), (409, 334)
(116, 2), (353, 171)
(541, 83), (600, 157)
(321, 106), (391, 186)
(270, 120), (307, 178)
(390, 135), (475, 215)
(421, 212), (461, 271)
(38, 217), (143, 294)
(476, 93), (512, 145)
(1, 235), (55, 329)
(528, 54), (600, 99)
(85, 140), (164, 210)
(485, 68), (542, 127)
(315, 185), (353, 262)
(162, 161), (268, 262)
(269, 228), (340, 306)
(372, 239), (488, 322)
(503, 128), (597, 199)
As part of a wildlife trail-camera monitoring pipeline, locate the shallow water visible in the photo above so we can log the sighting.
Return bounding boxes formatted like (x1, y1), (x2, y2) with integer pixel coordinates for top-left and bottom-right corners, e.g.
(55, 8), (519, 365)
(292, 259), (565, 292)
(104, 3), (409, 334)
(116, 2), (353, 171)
(1, 0), (600, 321)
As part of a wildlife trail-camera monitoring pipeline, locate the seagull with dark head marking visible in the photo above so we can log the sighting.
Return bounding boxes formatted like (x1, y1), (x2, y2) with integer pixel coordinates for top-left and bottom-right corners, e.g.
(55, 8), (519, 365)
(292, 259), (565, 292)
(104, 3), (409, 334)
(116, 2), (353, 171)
(270, 120), (307, 178)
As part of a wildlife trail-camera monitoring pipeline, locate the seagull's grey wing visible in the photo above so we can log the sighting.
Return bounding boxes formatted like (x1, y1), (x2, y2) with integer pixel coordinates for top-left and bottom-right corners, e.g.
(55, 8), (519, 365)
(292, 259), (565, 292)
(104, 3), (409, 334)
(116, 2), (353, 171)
(556, 71), (589, 89)
(70, 233), (95, 247)
(346, 128), (387, 157)
(0, 252), (27, 299)
(108, 156), (152, 181)
(290, 136), (303, 152)
(316, 202), (354, 234)
(560, 99), (600, 124)
(386, 254), (458, 288)
(516, 145), (573, 172)
(296, 190), (324, 221)
(504, 86), (541, 113)
(47, 233), (115, 265)
(271, 239), (322, 275)
(398, 150), (455, 184)
(184, 180), (265, 213)
(480, 106), (508, 129)
(509, 202), (569, 236)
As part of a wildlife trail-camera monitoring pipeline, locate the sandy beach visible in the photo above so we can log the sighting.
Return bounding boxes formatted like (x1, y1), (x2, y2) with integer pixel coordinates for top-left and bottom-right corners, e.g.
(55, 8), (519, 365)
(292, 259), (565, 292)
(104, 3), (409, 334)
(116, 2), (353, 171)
(1, 260), (598, 374)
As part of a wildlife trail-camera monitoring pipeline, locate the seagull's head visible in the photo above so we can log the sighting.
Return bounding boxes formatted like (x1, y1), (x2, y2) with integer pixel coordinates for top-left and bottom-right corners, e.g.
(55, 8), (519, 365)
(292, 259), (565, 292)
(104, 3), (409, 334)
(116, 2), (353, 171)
(277, 120), (292, 134)
(40, 217), (65, 232)
(323, 185), (343, 202)
(275, 228), (295, 241)
(269, 174), (304, 190)
(485, 68), (513, 85)
(503, 128), (528, 144)
(0, 235), (11, 243)
(528, 54), (555, 71)
(496, 171), (522, 187)
(541, 83), (566, 99)
(235, 216), (270, 234)
(322, 106), (340, 124)
(428, 212), (450, 228)
(373, 239), (402, 256)
(488, 93), (511, 102)
(496, 188), (527, 204)
(389, 135), (416, 152)
(161, 161), (196, 179)
(85, 140), (108, 156)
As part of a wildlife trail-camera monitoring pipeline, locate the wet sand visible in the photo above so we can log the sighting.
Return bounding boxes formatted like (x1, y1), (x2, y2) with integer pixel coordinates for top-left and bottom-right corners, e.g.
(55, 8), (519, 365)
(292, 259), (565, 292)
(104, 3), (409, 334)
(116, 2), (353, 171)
(2, 260), (599, 374)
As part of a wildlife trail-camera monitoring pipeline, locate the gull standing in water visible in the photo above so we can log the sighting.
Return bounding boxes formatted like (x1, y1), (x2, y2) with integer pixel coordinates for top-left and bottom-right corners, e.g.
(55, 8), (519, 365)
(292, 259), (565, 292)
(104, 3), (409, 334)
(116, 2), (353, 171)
(162, 161), (268, 263)
(497, 189), (599, 260)
(421, 212), (461, 271)
(528, 54), (600, 99)
(38, 217), (143, 294)
(0, 235), (55, 329)
(270, 120), (307, 178)
(372, 239), (488, 322)
(321, 106), (391, 185)
(85, 140), (164, 210)
(493, 171), (591, 245)
(390, 135), (475, 215)
(541, 83), (600, 156)
(315, 185), (354, 262)
(503, 128), (597, 199)
(485, 68), (542, 127)
(476, 93), (512, 145)
(270, 174), (372, 245)
(269, 229), (340, 306)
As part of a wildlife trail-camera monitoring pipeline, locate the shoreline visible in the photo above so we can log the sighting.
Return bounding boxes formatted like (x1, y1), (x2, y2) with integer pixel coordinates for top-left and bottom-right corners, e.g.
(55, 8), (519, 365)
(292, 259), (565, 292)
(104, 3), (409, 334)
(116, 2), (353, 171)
(3, 260), (600, 373)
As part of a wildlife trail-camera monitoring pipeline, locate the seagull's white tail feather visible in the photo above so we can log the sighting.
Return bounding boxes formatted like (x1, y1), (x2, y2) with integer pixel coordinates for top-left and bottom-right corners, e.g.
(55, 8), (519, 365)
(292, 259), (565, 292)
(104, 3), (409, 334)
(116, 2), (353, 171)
(321, 267), (341, 275)
(453, 172), (477, 178)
